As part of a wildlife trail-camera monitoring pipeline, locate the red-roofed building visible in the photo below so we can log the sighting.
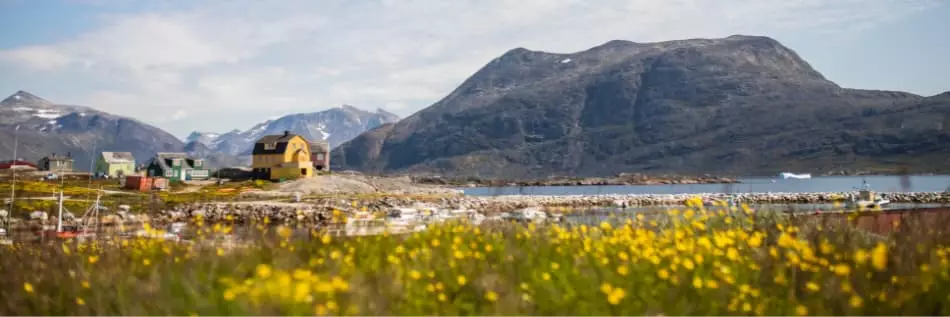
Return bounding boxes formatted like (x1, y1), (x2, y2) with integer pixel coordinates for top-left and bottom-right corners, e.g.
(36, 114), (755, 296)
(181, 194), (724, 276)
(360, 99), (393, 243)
(0, 160), (38, 170)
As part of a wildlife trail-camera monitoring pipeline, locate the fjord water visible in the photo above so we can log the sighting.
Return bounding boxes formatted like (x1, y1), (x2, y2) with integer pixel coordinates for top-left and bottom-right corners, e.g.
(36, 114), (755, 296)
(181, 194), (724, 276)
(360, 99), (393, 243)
(463, 175), (950, 196)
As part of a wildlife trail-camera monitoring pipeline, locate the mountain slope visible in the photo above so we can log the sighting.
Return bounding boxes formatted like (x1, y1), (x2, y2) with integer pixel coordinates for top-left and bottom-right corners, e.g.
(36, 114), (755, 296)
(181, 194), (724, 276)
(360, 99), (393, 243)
(0, 91), (185, 171)
(188, 105), (399, 158)
(332, 35), (946, 177)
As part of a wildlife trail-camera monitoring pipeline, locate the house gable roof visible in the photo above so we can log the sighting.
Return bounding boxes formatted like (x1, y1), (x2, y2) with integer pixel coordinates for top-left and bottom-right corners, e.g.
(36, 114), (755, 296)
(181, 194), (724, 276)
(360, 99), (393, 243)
(41, 154), (74, 162)
(151, 152), (204, 171)
(101, 152), (135, 164)
(253, 132), (307, 155)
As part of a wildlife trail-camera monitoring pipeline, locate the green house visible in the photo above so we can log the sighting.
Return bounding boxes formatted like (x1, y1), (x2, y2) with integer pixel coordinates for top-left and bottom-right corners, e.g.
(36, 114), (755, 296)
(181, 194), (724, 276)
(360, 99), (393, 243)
(146, 152), (210, 182)
(95, 152), (136, 178)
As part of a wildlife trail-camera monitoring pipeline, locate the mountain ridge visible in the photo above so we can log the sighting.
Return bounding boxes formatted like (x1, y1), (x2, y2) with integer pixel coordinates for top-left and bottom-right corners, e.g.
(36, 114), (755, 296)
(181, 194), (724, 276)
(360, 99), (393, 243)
(0, 91), (186, 171)
(331, 35), (945, 177)
(186, 104), (399, 161)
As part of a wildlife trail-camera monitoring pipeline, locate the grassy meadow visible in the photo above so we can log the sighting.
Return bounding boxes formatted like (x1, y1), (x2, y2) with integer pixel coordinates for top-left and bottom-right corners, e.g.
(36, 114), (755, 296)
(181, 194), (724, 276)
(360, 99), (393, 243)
(2, 199), (950, 315)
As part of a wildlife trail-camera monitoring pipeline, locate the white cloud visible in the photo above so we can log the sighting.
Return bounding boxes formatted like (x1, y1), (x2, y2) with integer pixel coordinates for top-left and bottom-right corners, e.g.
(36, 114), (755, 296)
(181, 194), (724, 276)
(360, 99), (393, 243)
(0, 0), (941, 138)
(0, 46), (73, 71)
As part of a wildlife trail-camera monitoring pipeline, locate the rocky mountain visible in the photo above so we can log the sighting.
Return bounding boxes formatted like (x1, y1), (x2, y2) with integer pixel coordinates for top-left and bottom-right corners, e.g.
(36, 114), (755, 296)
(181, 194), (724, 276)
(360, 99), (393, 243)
(332, 35), (949, 177)
(187, 105), (399, 157)
(0, 91), (185, 171)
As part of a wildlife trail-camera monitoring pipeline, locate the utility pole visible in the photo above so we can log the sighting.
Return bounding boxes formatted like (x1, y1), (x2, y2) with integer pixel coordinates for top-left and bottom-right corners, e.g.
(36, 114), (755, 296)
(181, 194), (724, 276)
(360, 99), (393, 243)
(88, 140), (97, 201)
(9, 125), (19, 215)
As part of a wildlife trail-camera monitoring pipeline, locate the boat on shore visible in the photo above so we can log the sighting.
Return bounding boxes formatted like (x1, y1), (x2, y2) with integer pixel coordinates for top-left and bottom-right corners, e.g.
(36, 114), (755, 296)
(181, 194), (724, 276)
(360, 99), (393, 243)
(845, 180), (890, 209)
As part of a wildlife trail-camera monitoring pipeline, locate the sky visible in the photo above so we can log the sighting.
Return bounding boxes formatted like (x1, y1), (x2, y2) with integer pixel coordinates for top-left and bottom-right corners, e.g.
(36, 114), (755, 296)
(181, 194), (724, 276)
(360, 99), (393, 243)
(1, 0), (949, 140)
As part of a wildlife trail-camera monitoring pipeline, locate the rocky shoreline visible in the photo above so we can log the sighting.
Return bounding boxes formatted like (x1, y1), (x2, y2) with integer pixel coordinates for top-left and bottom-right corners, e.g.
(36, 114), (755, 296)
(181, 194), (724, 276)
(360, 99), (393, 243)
(5, 191), (949, 230)
(412, 173), (739, 187)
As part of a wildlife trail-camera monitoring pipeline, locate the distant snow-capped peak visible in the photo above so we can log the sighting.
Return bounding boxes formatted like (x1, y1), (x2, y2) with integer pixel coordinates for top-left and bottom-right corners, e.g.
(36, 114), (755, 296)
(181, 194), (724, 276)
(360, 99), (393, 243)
(186, 105), (400, 156)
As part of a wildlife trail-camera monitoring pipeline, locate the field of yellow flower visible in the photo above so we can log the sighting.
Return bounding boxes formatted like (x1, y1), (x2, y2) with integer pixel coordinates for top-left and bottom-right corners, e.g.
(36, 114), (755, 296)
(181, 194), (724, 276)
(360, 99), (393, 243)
(3, 200), (950, 315)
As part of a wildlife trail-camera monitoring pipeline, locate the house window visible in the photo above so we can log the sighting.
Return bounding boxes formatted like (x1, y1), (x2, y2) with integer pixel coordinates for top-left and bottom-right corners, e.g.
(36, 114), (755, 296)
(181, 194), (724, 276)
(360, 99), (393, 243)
(264, 143), (276, 150)
(316, 153), (325, 161)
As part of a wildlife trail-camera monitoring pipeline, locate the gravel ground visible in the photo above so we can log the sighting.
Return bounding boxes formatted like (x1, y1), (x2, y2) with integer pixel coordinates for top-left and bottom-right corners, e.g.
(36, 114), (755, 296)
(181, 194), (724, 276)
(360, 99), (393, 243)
(276, 174), (462, 196)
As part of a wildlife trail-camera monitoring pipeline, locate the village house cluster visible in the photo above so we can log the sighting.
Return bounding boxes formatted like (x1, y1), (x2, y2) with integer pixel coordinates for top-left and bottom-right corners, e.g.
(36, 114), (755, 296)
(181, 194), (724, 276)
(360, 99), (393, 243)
(1, 130), (331, 189)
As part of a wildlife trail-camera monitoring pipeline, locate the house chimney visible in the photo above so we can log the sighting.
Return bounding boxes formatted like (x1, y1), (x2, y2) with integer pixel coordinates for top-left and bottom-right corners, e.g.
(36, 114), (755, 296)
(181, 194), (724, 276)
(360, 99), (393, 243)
(67, 152), (71, 158)
(283, 130), (290, 137)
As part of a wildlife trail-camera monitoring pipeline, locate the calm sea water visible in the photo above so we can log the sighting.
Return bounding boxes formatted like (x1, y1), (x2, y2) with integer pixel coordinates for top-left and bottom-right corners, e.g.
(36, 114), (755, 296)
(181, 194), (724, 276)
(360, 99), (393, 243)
(462, 175), (950, 196)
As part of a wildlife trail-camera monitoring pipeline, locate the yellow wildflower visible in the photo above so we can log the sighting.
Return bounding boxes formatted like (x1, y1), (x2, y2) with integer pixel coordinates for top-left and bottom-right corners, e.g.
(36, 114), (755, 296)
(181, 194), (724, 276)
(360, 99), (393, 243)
(606, 288), (626, 305)
(76, 297), (85, 306)
(806, 282), (820, 292)
(314, 304), (327, 315)
(457, 275), (467, 286)
(774, 274), (787, 285)
(23, 282), (33, 293)
(871, 243), (888, 271)
(849, 295), (864, 308)
(840, 283), (853, 293)
(88, 255), (99, 264)
(795, 305), (808, 316)
(223, 289), (236, 301)
(256, 264), (273, 278)
(485, 291), (498, 302)
(832, 264), (851, 276)
(683, 258), (695, 270)
(617, 265), (629, 276)
(409, 270), (422, 280)
(726, 247), (739, 261)
(747, 234), (762, 248)
(854, 249), (869, 266)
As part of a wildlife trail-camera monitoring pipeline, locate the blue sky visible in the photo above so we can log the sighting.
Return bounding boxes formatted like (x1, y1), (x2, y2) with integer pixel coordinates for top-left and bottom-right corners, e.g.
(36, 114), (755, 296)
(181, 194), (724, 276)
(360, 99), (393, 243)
(1, 0), (948, 139)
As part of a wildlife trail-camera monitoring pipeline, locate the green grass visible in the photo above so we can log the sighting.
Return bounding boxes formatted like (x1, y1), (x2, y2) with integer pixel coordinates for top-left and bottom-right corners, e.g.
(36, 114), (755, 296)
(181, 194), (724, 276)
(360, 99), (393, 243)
(3, 201), (950, 315)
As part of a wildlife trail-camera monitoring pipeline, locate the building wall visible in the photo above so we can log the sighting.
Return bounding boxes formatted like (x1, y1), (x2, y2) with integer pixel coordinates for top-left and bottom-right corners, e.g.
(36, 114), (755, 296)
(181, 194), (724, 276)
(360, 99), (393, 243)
(187, 169), (210, 180)
(39, 159), (74, 172)
(54, 160), (74, 172)
(110, 162), (136, 177)
(99, 161), (135, 177)
(252, 154), (284, 169)
(270, 161), (314, 181)
(313, 152), (330, 171)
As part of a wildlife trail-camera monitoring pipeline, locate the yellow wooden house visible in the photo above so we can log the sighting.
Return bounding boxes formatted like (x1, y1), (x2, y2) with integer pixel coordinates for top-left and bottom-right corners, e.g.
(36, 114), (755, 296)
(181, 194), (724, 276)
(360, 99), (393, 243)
(251, 131), (315, 181)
